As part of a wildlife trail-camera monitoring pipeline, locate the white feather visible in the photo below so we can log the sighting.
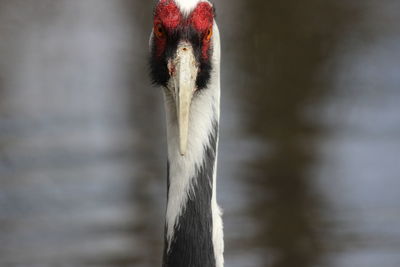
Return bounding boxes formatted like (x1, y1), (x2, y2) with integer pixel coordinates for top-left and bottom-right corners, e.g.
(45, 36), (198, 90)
(210, 24), (224, 267)
(173, 0), (211, 15)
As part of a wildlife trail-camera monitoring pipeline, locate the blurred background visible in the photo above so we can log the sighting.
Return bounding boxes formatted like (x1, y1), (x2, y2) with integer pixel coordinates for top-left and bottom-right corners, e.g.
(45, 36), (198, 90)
(0, 0), (399, 266)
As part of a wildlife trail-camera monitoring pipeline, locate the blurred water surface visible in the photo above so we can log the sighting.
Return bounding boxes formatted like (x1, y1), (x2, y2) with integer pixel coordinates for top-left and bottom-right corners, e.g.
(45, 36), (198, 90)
(0, 1), (399, 266)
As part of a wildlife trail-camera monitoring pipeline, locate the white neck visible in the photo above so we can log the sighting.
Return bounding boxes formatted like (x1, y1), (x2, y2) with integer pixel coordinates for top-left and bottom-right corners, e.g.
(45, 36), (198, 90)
(163, 23), (223, 267)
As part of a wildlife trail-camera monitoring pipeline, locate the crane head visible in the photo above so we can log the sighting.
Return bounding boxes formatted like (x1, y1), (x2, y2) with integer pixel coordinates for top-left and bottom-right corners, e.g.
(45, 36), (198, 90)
(149, 0), (216, 156)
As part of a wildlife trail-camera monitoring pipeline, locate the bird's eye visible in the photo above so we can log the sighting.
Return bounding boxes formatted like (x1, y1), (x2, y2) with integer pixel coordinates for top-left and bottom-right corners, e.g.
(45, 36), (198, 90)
(205, 27), (213, 41)
(154, 23), (165, 39)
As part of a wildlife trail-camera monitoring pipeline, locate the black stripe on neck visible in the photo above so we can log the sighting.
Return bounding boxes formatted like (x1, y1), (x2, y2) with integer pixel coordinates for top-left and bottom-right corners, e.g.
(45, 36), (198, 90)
(163, 122), (218, 267)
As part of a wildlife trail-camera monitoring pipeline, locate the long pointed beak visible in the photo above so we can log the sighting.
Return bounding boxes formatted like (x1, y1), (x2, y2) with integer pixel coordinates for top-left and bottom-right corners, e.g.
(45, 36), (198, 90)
(170, 43), (198, 156)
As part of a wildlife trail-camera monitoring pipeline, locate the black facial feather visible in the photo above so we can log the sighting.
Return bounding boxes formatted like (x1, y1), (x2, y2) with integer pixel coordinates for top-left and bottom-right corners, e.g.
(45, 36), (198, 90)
(186, 26), (213, 90)
(149, 50), (169, 87)
(149, 26), (213, 90)
(149, 28), (179, 88)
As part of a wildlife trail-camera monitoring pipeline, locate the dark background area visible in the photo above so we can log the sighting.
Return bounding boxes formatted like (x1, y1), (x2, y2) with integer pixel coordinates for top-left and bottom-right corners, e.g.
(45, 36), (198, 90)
(0, 1), (399, 266)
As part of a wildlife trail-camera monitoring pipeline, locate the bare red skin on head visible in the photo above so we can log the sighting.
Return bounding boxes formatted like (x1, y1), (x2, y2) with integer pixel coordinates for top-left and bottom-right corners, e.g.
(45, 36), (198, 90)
(189, 2), (214, 32)
(155, 0), (182, 29)
(189, 2), (214, 59)
(154, 0), (182, 56)
(153, 1), (214, 59)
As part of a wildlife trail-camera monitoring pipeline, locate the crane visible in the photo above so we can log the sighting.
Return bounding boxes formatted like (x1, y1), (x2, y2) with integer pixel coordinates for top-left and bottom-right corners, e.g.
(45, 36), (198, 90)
(149, 0), (223, 266)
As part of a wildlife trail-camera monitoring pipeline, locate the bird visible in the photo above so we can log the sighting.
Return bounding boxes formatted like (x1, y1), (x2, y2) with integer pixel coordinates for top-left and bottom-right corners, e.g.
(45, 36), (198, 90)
(149, 0), (223, 266)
